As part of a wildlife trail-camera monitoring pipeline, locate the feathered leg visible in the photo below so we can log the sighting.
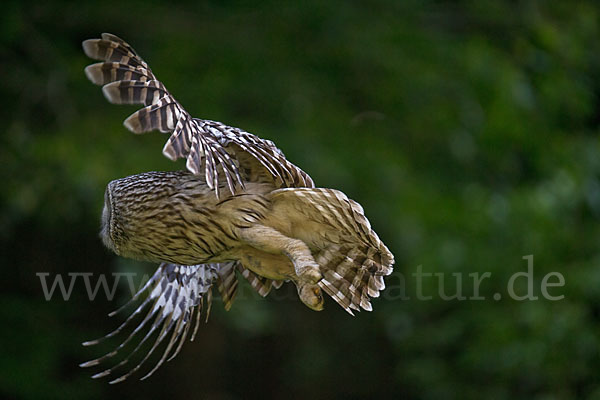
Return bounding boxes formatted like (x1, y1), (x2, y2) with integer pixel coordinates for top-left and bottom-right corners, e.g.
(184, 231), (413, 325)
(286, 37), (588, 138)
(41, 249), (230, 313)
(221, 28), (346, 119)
(237, 224), (322, 283)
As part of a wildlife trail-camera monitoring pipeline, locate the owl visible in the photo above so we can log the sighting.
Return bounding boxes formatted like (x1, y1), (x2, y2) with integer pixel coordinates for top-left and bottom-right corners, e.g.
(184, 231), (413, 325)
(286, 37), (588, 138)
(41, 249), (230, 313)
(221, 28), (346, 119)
(80, 33), (394, 383)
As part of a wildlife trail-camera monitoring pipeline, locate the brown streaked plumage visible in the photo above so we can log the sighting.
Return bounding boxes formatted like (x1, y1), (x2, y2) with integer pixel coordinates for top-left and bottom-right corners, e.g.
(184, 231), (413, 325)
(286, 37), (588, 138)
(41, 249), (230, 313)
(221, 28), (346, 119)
(81, 33), (394, 383)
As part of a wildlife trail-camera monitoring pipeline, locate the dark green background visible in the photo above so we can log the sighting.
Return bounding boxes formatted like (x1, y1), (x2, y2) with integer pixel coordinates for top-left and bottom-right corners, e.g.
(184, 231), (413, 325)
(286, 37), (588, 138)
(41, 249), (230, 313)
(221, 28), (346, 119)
(2, 1), (600, 399)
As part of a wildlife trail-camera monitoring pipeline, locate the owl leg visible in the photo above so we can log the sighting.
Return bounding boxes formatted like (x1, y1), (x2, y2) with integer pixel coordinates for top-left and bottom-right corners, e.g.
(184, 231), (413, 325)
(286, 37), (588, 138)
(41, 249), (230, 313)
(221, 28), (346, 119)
(238, 225), (322, 283)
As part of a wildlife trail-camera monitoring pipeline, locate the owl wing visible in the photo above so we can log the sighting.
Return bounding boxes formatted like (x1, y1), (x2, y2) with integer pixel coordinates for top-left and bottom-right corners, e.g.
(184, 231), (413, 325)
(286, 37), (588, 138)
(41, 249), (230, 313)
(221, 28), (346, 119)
(83, 33), (313, 196)
(80, 262), (233, 383)
(269, 188), (394, 315)
(80, 261), (285, 383)
(238, 264), (284, 297)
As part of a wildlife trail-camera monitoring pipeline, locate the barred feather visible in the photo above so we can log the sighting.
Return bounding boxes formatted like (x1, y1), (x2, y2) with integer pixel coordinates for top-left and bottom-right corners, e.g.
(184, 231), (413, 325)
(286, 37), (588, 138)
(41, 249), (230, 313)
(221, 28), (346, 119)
(80, 263), (219, 383)
(238, 264), (280, 297)
(83, 33), (314, 196)
(215, 262), (239, 311)
(81, 259), (291, 382)
(268, 188), (394, 315)
(85, 62), (153, 86)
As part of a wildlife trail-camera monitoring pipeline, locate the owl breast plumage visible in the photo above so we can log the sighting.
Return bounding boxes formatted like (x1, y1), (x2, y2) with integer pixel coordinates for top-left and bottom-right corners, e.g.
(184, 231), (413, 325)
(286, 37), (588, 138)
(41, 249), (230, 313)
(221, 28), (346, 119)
(80, 33), (394, 384)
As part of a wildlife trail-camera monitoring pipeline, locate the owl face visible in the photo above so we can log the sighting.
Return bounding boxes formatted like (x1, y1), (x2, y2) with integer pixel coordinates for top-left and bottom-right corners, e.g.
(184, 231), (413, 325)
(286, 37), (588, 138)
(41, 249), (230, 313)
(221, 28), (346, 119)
(99, 185), (117, 255)
(99, 176), (151, 262)
(99, 174), (169, 263)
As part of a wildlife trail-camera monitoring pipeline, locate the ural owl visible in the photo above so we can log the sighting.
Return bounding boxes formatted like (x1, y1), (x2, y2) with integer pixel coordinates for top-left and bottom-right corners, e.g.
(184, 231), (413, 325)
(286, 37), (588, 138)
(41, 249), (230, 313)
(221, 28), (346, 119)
(80, 33), (394, 383)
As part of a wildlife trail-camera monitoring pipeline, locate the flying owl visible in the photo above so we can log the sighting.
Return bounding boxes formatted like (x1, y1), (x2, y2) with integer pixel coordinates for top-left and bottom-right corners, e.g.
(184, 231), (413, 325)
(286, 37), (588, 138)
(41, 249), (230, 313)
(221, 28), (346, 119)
(80, 33), (394, 383)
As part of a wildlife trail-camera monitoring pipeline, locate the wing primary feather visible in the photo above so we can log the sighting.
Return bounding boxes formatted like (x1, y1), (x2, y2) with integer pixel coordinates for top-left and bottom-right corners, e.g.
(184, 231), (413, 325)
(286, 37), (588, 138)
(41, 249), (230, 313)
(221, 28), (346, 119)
(81, 263), (242, 382)
(189, 297), (203, 342)
(140, 316), (186, 380)
(105, 310), (170, 383)
(84, 34), (315, 194)
(166, 310), (194, 362)
(82, 276), (163, 347)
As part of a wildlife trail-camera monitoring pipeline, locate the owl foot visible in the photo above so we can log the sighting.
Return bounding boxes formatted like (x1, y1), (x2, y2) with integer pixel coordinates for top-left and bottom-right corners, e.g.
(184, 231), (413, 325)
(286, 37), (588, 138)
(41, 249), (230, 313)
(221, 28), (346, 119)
(297, 283), (324, 311)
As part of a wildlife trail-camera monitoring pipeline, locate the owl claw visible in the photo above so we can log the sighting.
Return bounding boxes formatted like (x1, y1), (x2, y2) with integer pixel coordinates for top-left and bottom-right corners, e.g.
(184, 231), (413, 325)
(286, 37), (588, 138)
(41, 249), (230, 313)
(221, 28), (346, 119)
(297, 283), (324, 311)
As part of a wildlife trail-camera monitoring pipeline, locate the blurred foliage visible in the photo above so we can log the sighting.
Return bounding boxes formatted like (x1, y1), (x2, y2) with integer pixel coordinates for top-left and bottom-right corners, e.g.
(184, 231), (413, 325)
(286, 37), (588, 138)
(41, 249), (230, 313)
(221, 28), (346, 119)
(2, 0), (600, 399)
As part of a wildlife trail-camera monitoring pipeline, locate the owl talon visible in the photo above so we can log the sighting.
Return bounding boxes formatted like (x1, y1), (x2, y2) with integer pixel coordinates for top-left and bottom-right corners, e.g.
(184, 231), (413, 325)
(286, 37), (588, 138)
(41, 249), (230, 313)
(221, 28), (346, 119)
(297, 283), (324, 311)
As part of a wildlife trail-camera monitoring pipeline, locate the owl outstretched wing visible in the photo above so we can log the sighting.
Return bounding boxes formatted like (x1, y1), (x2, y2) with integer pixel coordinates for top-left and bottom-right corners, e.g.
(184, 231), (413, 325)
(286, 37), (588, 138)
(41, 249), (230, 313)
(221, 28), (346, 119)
(80, 262), (285, 383)
(80, 262), (232, 383)
(82, 33), (314, 196)
(268, 188), (394, 315)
